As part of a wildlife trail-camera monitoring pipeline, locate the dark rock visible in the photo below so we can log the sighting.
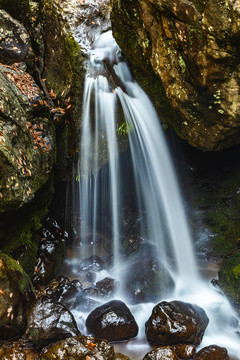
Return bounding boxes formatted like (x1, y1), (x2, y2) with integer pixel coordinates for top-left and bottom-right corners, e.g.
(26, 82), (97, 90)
(40, 335), (114, 360)
(218, 254), (240, 305)
(80, 255), (105, 272)
(0, 10), (34, 70)
(44, 276), (83, 308)
(194, 345), (231, 360)
(145, 300), (209, 346)
(174, 344), (196, 359)
(143, 346), (178, 360)
(143, 344), (196, 360)
(25, 296), (80, 347)
(32, 218), (67, 287)
(0, 251), (34, 339)
(124, 258), (174, 304)
(96, 277), (120, 296)
(86, 299), (138, 342)
(32, 251), (56, 287)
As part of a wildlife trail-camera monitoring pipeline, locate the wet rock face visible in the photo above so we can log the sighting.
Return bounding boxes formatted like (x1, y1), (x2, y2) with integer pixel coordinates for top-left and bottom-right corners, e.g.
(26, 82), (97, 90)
(194, 345), (231, 359)
(124, 257), (174, 304)
(0, 10), (34, 70)
(86, 299), (139, 341)
(32, 218), (67, 287)
(0, 62), (55, 213)
(40, 335), (114, 360)
(44, 275), (83, 309)
(143, 344), (196, 360)
(0, 251), (33, 339)
(25, 296), (80, 347)
(145, 300), (209, 346)
(96, 277), (120, 296)
(111, 0), (240, 151)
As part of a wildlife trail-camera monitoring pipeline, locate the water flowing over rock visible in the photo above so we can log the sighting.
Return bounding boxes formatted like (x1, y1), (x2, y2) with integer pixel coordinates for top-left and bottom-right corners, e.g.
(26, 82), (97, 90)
(40, 335), (114, 360)
(86, 299), (139, 341)
(145, 300), (209, 346)
(194, 345), (232, 359)
(25, 296), (80, 347)
(111, 0), (240, 151)
(124, 257), (174, 304)
(96, 277), (120, 296)
(0, 251), (34, 339)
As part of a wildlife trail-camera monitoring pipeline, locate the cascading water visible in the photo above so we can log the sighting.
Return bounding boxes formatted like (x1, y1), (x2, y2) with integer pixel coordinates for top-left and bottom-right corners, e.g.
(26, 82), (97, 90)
(66, 30), (240, 359)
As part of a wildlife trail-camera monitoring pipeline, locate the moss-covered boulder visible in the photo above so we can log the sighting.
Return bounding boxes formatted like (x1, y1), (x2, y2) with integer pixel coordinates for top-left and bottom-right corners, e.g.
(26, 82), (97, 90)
(111, 0), (240, 151)
(218, 254), (240, 306)
(0, 251), (34, 339)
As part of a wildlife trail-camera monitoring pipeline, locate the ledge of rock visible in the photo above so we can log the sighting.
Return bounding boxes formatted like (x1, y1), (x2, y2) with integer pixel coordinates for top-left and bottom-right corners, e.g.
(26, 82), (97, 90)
(111, 0), (240, 151)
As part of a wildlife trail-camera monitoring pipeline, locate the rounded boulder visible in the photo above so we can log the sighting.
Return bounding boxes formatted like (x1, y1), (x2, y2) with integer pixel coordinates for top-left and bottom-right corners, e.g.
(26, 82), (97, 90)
(145, 300), (209, 346)
(86, 299), (138, 342)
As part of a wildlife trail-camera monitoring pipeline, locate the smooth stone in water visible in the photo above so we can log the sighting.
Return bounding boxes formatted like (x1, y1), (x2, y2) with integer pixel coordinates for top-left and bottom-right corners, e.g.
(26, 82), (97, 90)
(145, 300), (209, 346)
(96, 277), (120, 296)
(86, 299), (138, 341)
(194, 345), (232, 360)
(143, 344), (196, 360)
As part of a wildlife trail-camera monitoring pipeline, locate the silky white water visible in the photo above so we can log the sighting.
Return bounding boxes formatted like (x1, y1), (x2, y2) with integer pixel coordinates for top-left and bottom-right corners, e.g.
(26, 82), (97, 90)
(71, 31), (240, 359)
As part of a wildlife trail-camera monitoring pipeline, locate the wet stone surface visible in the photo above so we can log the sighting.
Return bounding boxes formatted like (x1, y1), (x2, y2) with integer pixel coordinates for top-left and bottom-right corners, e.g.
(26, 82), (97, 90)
(86, 299), (139, 342)
(25, 296), (80, 347)
(194, 345), (232, 360)
(145, 300), (209, 346)
(40, 335), (114, 360)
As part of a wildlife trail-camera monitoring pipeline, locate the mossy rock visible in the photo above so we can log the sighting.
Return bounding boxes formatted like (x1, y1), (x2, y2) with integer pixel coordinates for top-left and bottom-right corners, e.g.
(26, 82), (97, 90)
(0, 173), (54, 276)
(0, 251), (34, 339)
(218, 254), (240, 305)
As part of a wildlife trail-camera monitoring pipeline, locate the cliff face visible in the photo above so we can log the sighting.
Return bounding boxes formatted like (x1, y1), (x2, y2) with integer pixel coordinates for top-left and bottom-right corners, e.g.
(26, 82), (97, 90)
(0, 0), (84, 257)
(111, 0), (240, 151)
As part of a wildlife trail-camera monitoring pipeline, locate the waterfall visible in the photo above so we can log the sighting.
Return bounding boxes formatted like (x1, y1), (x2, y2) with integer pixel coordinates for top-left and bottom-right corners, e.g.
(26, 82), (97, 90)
(68, 30), (240, 359)
(78, 30), (198, 283)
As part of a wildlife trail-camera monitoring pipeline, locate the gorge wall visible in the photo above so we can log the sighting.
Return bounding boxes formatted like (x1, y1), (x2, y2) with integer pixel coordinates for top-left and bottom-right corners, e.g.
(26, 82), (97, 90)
(111, 0), (240, 151)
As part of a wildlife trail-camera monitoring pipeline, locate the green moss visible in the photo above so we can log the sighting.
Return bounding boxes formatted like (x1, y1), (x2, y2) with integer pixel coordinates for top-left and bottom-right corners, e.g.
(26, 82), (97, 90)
(193, 161), (240, 258)
(218, 254), (240, 304)
(0, 250), (32, 293)
(0, 172), (54, 275)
